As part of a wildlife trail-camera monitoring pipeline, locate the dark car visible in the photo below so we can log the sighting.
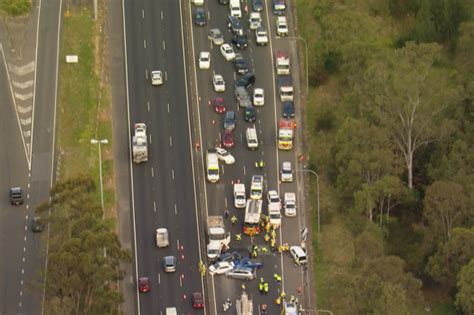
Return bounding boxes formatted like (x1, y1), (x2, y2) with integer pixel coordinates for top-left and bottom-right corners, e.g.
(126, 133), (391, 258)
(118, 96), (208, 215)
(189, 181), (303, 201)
(138, 277), (150, 293)
(234, 73), (255, 89)
(243, 105), (256, 122)
(31, 217), (44, 233)
(194, 8), (207, 26)
(222, 129), (235, 148)
(227, 15), (244, 35)
(237, 257), (263, 270)
(223, 111), (236, 130)
(217, 251), (243, 263)
(192, 292), (205, 309)
(10, 187), (23, 205)
(233, 55), (249, 75)
(282, 101), (295, 118)
(252, 0), (264, 11)
(231, 34), (248, 49)
(213, 98), (226, 114)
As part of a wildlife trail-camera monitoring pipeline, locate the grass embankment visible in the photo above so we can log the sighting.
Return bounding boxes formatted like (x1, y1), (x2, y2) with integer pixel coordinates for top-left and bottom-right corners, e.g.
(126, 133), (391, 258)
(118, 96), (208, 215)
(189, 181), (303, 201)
(0, 0), (30, 16)
(57, 5), (115, 218)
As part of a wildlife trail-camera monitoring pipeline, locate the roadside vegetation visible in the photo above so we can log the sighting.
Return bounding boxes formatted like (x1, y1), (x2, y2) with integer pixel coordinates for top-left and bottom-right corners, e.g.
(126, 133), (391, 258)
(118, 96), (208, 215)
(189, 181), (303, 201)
(0, 0), (30, 16)
(297, 0), (474, 313)
(38, 3), (129, 313)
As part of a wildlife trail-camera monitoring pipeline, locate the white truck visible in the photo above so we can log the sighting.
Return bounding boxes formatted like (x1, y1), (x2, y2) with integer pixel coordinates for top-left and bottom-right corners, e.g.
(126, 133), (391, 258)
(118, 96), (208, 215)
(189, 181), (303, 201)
(234, 183), (246, 208)
(207, 216), (231, 261)
(276, 51), (290, 75)
(155, 228), (169, 247)
(132, 123), (148, 163)
(206, 149), (220, 183)
(278, 76), (294, 102)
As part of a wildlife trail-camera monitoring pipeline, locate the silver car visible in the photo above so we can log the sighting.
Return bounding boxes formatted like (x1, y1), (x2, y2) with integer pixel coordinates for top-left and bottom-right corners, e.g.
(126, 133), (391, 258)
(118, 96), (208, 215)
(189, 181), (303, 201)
(163, 256), (177, 273)
(208, 28), (224, 45)
(226, 267), (255, 280)
(280, 161), (293, 182)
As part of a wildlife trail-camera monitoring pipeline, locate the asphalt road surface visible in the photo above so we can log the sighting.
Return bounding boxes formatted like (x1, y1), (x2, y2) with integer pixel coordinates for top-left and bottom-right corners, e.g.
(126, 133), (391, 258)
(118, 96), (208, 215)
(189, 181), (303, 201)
(187, 0), (308, 314)
(0, 0), (61, 314)
(123, 0), (204, 313)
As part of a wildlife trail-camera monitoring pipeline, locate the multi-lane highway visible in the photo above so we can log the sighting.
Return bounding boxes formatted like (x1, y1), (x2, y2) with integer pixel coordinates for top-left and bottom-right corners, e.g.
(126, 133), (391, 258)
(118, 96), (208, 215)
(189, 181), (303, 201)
(0, 0), (61, 314)
(123, 0), (204, 313)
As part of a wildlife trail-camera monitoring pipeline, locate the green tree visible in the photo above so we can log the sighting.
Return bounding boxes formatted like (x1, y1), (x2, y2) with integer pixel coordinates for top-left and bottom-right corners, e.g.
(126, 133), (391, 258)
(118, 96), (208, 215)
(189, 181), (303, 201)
(38, 176), (131, 314)
(426, 227), (474, 288)
(357, 42), (460, 188)
(372, 283), (410, 315)
(333, 118), (400, 199)
(455, 259), (474, 315)
(423, 180), (470, 241)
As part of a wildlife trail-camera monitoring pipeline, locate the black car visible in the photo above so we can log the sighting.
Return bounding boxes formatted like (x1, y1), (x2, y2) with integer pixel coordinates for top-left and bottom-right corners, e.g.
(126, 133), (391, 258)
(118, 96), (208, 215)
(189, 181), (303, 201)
(243, 106), (256, 122)
(10, 187), (23, 205)
(31, 217), (44, 232)
(194, 8), (207, 26)
(227, 15), (244, 35)
(234, 73), (255, 89)
(282, 101), (295, 118)
(231, 34), (248, 49)
(233, 55), (249, 75)
(252, 0), (264, 11)
(223, 111), (236, 130)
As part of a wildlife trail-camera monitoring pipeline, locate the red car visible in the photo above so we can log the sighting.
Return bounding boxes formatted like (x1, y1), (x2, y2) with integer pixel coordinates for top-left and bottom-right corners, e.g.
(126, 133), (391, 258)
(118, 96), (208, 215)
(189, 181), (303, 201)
(222, 129), (235, 148)
(138, 277), (150, 293)
(192, 292), (204, 309)
(213, 98), (226, 114)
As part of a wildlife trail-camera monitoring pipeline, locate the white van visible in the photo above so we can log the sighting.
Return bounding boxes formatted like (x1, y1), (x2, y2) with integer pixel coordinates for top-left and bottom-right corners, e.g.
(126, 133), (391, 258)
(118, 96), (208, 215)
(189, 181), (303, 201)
(207, 149), (220, 183)
(246, 126), (259, 150)
(229, 0), (242, 18)
(290, 246), (308, 265)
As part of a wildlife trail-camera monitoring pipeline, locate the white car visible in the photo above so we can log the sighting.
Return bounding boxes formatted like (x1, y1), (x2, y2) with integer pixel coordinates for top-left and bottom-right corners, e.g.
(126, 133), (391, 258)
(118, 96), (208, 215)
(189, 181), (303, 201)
(213, 74), (226, 92)
(284, 192), (297, 217)
(216, 147), (235, 164)
(267, 190), (281, 210)
(220, 43), (236, 61)
(253, 88), (264, 106)
(249, 12), (262, 30)
(276, 16), (288, 36)
(255, 26), (268, 46)
(198, 51), (211, 69)
(209, 261), (234, 275)
(280, 161), (293, 182)
(151, 70), (163, 86)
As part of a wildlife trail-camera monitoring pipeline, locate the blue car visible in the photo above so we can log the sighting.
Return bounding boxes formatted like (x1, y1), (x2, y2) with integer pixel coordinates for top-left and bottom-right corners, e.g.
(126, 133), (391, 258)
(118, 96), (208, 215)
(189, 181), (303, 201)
(237, 257), (263, 270)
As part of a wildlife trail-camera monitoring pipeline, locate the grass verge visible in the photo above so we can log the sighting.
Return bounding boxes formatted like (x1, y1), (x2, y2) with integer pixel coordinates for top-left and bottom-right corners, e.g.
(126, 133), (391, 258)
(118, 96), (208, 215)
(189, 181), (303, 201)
(57, 4), (115, 218)
(0, 0), (30, 16)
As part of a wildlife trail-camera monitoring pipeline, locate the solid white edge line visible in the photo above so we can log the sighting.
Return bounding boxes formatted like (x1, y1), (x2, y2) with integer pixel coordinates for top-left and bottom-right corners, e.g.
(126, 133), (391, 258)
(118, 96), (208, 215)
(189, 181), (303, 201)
(179, 0), (210, 313)
(41, 0), (61, 314)
(121, 0), (141, 314)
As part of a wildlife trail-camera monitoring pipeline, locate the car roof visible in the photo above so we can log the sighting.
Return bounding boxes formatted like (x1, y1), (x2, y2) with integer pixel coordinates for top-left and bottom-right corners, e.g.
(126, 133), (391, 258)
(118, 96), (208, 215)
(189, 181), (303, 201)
(290, 246), (306, 255)
(283, 161), (291, 167)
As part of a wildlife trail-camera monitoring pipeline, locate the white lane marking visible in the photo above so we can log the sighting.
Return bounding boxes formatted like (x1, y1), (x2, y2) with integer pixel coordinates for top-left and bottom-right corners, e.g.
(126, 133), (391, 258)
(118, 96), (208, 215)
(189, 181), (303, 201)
(158, 273), (161, 284)
(22, 257), (25, 262)
(165, 71), (168, 81)
(23, 247), (26, 252)
(171, 169), (175, 180)
(20, 280), (23, 285)
(167, 103), (170, 113)
(143, 39), (147, 48)
(163, 41), (166, 51)
(174, 204), (177, 215)
(151, 167), (154, 178)
(222, 164), (225, 175)
(169, 136), (173, 147)
(243, 165), (246, 176)
(161, 10), (163, 20)
(24, 226), (27, 231)
(27, 183), (30, 188)
(147, 101), (150, 112)
(145, 69), (148, 80)
(149, 133), (152, 144)
(22, 269), (24, 274)
(153, 201), (156, 213)
(224, 198), (228, 208)
(176, 239), (180, 250)
(142, 9), (144, 19)
(24, 236), (26, 241)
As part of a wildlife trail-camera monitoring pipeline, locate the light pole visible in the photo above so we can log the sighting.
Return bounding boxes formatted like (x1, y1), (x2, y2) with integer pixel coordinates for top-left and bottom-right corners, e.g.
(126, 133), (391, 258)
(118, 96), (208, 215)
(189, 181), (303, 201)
(90, 138), (108, 213)
(297, 168), (320, 234)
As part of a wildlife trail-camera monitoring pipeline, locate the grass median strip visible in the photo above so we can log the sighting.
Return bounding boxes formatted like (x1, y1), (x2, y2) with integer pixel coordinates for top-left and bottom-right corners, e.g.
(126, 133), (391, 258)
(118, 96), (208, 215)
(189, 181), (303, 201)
(57, 5), (115, 217)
